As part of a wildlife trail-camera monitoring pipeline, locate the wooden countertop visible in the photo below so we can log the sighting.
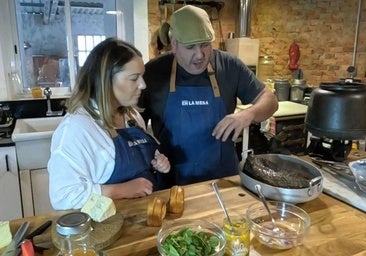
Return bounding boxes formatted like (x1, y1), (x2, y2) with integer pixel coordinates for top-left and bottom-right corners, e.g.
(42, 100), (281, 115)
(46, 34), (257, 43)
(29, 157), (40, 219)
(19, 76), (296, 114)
(8, 174), (366, 256)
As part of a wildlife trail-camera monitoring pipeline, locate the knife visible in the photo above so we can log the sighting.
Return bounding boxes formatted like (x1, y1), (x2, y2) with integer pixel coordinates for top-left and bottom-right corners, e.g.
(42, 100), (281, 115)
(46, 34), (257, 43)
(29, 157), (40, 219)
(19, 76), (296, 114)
(1, 221), (30, 256)
(25, 220), (52, 240)
(22, 220), (53, 255)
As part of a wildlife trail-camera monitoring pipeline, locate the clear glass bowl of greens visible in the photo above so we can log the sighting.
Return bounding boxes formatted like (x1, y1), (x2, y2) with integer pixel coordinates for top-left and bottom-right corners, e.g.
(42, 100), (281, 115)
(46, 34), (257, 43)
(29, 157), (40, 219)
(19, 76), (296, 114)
(157, 219), (226, 256)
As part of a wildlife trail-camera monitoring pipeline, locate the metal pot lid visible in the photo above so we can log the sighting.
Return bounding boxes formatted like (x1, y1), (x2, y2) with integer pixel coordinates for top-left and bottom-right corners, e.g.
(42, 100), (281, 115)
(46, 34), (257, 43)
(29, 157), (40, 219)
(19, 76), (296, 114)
(274, 78), (289, 83)
(320, 82), (366, 92)
(158, 22), (170, 46)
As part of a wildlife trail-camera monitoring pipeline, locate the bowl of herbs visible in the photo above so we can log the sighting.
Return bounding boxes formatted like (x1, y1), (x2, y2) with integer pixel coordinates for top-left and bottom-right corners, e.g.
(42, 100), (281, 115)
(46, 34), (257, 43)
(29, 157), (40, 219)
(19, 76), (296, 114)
(157, 219), (226, 256)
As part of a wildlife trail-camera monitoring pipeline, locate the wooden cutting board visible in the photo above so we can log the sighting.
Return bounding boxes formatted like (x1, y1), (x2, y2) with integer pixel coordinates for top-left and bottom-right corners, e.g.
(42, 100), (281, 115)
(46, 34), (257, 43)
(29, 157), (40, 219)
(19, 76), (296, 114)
(51, 211), (124, 250)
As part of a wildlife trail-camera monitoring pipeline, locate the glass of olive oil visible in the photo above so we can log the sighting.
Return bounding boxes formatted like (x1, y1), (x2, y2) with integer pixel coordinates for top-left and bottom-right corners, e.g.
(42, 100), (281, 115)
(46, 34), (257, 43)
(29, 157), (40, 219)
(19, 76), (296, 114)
(222, 215), (250, 256)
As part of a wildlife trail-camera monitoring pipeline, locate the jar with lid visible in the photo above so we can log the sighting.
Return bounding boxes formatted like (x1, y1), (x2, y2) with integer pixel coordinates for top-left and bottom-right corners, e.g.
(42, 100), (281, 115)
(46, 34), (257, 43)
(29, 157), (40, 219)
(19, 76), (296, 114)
(55, 212), (99, 256)
(257, 56), (274, 83)
(274, 78), (290, 101)
(290, 79), (306, 102)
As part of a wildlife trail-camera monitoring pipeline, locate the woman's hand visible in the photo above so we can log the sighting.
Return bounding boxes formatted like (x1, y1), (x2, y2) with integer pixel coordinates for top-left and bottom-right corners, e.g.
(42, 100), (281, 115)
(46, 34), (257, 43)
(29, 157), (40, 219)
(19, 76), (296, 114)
(102, 177), (153, 199)
(151, 150), (170, 173)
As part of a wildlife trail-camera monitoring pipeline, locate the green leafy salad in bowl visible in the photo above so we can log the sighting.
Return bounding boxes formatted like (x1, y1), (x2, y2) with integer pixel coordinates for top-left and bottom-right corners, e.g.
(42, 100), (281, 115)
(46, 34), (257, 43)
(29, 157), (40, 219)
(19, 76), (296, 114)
(157, 219), (226, 256)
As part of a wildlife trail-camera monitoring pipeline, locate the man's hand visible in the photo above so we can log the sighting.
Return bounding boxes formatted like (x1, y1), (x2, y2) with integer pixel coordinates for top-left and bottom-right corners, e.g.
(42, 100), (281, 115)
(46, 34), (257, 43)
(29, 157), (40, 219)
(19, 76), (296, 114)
(212, 110), (254, 142)
(212, 87), (278, 142)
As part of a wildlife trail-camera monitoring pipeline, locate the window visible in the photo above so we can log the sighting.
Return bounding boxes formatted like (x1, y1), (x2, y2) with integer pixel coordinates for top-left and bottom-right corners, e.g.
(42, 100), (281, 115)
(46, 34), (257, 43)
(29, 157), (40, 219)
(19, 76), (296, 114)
(0, 0), (149, 99)
(77, 35), (106, 67)
(14, 0), (118, 90)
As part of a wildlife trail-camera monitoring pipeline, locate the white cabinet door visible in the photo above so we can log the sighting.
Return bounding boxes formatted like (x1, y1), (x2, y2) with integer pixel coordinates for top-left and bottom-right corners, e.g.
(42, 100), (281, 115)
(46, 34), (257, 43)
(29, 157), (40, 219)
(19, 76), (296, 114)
(0, 146), (22, 220)
(31, 168), (54, 216)
(19, 168), (54, 217)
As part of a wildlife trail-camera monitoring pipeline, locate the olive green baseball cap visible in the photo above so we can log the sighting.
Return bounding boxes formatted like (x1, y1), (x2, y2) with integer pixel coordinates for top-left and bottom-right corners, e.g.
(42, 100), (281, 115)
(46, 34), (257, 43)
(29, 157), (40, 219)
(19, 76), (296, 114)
(170, 5), (215, 46)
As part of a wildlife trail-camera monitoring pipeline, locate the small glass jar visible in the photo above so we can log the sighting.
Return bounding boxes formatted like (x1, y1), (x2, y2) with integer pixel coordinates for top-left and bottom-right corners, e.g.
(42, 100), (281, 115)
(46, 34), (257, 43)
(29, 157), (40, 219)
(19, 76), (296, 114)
(31, 87), (43, 98)
(56, 212), (99, 256)
(290, 79), (306, 102)
(257, 56), (274, 83)
(222, 216), (250, 256)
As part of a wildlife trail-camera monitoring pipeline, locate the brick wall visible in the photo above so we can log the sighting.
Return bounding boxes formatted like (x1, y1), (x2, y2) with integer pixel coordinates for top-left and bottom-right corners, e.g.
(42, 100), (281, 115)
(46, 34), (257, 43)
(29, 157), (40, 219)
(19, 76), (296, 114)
(147, 0), (366, 86)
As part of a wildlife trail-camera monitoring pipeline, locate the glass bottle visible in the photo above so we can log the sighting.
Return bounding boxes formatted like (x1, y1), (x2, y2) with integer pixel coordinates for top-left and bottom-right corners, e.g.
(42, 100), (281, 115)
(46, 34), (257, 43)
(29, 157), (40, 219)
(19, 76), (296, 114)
(56, 212), (99, 256)
(290, 79), (306, 102)
(8, 61), (23, 98)
(257, 56), (274, 82)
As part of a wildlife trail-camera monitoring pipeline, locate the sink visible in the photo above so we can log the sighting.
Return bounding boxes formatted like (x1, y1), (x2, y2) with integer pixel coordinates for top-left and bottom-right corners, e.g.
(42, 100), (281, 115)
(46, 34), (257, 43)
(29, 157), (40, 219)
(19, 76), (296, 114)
(12, 116), (63, 141)
(12, 116), (63, 170)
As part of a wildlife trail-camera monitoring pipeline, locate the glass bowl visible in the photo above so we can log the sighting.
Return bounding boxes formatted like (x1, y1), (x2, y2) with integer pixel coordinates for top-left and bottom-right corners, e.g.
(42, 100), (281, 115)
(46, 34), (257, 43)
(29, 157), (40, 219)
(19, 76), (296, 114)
(246, 201), (311, 250)
(157, 219), (226, 256)
(349, 159), (366, 192)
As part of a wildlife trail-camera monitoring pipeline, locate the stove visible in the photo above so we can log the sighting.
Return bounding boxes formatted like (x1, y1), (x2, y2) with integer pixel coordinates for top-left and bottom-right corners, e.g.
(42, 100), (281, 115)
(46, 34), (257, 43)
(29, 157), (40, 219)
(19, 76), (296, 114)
(0, 118), (14, 139)
(0, 104), (14, 139)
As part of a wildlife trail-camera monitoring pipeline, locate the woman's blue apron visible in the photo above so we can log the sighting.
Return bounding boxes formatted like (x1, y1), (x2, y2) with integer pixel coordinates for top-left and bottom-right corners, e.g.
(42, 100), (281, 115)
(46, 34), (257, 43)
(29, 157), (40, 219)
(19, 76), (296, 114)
(160, 58), (239, 185)
(105, 126), (159, 189)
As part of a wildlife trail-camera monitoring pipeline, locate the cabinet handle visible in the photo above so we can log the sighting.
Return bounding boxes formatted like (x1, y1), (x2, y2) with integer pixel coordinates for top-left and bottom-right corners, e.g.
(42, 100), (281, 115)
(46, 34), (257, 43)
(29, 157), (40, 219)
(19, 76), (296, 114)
(5, 154), (9, 171)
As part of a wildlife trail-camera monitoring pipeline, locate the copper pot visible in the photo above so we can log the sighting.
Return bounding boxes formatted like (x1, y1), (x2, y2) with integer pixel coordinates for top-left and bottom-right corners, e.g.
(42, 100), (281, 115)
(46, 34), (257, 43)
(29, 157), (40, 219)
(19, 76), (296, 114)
(305, 82), (366, 140)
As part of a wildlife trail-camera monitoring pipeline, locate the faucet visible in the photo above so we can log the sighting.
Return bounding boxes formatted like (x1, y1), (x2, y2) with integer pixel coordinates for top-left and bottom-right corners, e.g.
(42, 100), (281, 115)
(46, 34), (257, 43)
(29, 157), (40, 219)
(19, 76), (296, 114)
(44, 87), (63, 117)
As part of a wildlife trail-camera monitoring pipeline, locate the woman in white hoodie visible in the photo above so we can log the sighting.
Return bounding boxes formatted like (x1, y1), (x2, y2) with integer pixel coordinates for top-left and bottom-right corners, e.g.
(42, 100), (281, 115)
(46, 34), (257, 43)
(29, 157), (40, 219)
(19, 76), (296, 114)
(48, 38), (170, 210)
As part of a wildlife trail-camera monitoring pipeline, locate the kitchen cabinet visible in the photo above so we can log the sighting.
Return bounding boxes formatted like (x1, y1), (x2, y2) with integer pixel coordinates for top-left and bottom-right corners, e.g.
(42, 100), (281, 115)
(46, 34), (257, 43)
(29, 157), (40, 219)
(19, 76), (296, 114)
(0, 146), (22, 220)
(19, 168), (53, 217)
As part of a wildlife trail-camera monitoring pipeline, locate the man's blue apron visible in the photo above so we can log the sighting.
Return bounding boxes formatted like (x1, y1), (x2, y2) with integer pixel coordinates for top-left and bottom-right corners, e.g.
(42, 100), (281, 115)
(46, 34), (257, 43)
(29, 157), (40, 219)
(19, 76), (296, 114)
(160, 58), (239, 185)
(105, 126), (159, 189)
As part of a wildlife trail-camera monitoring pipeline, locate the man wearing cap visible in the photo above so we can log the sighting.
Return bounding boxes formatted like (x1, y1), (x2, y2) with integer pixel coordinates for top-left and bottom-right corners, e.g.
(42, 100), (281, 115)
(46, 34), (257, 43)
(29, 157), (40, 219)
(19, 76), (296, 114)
(139, 5), (278, 186)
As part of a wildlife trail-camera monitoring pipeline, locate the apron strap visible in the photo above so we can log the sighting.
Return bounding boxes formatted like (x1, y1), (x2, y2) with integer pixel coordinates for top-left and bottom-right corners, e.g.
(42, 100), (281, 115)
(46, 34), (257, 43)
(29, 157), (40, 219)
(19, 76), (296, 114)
(169, 58), (177, 92)
(108, 129), (118, 138)
(169, 57), (221, 97)
(207, 62), (220, 98)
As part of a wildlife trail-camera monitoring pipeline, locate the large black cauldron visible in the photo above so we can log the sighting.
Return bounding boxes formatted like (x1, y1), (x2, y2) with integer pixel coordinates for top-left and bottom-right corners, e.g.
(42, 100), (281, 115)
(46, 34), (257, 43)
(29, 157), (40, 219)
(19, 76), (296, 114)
(305, 82), (366, 140)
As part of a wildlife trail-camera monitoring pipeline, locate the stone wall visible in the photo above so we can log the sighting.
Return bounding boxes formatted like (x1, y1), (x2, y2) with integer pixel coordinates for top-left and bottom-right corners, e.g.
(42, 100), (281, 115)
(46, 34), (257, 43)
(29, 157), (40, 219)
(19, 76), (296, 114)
(147, 0), (366, 86)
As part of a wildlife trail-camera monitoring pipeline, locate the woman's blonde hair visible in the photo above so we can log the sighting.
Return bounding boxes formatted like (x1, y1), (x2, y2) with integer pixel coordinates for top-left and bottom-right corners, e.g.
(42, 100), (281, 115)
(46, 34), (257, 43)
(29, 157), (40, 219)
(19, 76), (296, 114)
(67, 37), (142, 129)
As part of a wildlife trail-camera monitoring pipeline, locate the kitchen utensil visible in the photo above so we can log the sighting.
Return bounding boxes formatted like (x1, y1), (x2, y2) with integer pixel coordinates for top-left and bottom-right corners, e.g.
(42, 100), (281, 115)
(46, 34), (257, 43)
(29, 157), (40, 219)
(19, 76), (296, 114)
(1, 221), (29, 256)
(25, 220), (52, 241)
(20, 240), (34, 256)
(255, 184), (280, 232)
(240, 154), (323, 203)
(157, 2), (170, 48)
(20, 220), (52, 255)
(158, 22), (170, 47)
(349, 159), (366, 192)
(305, 81), (366, 140)
(246, 201), (311, 250)
(311, 157), (354, 181)
(212, 182), (232, 226)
